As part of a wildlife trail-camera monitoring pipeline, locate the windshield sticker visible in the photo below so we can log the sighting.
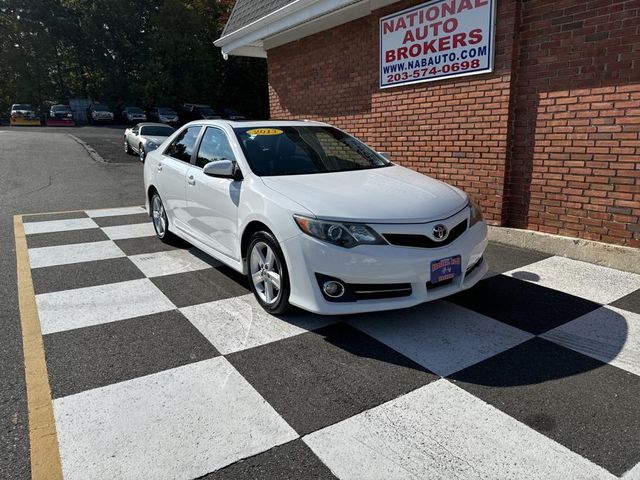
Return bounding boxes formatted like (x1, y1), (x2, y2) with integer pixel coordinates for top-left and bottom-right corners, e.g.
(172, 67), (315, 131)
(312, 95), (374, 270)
(247, 128), (283, 136)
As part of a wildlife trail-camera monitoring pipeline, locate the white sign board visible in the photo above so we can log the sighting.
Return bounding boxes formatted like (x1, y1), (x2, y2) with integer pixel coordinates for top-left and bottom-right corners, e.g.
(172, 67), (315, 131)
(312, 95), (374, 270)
(380, 0), (496, 89)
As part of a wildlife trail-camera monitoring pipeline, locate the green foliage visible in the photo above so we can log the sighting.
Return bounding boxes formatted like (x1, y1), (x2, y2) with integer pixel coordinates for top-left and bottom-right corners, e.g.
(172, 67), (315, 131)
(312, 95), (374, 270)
(0, 0), (268, 117)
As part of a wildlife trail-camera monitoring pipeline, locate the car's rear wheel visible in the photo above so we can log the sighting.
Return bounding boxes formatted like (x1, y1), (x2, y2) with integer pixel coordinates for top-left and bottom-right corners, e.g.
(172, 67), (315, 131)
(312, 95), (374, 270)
(139, 144), (146, 163)
(151, 193), (173, 242)
(247, 231), (291, 315)
(124, 138), (132, 154)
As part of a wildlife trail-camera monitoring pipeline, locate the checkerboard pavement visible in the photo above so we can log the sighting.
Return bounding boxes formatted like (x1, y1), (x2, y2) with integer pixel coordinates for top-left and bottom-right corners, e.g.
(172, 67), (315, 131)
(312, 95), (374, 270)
(20, 207), (640, 479)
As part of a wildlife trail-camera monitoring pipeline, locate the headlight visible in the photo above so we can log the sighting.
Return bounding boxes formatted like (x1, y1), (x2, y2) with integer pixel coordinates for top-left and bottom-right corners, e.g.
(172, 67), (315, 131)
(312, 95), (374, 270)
(293, 215), (386, 248)
(469, 197), (484, 226)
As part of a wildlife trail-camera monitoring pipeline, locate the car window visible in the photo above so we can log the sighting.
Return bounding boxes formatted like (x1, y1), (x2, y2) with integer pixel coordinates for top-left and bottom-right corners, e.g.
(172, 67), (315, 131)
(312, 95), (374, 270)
(195, 127), (234, 168)
(165, 126), (200, 163)
(234, 126), (389, 176)
(141, 125), (175, 136)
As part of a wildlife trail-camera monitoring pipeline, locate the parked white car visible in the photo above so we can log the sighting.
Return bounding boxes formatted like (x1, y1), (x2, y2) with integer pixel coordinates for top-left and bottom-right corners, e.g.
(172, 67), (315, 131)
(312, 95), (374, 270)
(124, 123), (175, 162)
(143, 120), (488, 315)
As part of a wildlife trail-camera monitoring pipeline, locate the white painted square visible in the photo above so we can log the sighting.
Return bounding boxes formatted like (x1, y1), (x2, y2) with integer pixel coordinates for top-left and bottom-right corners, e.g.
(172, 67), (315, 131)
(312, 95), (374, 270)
(504, 256), (640, 305)
(181, 294), (338, 355)
(129, 249), (216, 278)
(102, 222), (156, 240)
(304, 380), (614, 480)
(36, 279), (175, 334)
(542, 306), (640, 376)
(23, 217), (98, 235)
(86, 206), (147, 217)
(348, 301), (532, 377)
(28, 240), (125, 269)
(54, 357), (298, 480)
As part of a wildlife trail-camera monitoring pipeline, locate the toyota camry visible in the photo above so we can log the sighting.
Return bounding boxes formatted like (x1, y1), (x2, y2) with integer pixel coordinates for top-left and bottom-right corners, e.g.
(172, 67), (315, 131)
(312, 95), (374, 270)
(143, 120), (488, 315)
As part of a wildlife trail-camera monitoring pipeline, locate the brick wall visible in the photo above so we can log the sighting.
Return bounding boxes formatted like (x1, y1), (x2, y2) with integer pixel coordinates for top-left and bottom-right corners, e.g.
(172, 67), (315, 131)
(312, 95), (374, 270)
(267, 0), (640, 246)
(507, 0), (640, 247)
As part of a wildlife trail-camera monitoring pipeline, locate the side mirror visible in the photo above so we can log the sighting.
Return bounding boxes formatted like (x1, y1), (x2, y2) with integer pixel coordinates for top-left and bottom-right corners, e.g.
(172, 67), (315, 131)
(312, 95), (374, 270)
(203, 159), (243, 180)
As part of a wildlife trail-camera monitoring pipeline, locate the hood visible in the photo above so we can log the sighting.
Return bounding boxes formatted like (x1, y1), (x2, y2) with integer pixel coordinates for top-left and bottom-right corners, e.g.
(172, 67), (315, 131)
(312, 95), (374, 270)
(142, 135), (169, 145)
(261, 165), (468, 223)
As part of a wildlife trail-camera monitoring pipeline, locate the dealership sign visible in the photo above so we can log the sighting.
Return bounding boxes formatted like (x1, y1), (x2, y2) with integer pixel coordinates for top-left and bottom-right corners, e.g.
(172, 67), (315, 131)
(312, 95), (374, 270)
(380, 0), (496, 89)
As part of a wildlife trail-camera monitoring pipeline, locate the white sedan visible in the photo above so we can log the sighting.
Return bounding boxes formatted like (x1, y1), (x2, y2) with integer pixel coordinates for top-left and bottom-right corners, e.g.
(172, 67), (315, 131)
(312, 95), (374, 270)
(143, 120), (488, 315)
(124, 123), (175, 162)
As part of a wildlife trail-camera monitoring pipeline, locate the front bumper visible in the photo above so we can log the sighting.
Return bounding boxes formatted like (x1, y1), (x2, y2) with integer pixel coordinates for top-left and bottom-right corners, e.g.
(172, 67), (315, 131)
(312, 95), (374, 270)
(281, 221), (488, 315)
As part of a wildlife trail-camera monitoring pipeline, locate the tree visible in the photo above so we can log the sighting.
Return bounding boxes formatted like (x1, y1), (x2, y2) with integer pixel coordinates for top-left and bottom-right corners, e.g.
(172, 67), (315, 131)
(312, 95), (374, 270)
(0, 0), (268, 118)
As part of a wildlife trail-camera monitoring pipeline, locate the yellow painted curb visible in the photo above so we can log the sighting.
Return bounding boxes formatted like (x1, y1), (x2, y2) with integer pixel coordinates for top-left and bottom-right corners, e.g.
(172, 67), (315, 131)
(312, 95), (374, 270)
(14, 215), (64, 480)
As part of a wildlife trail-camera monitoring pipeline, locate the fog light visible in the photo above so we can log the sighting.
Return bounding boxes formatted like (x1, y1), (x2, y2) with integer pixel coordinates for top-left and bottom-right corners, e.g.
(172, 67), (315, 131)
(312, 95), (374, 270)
(322, 280), (345, 298)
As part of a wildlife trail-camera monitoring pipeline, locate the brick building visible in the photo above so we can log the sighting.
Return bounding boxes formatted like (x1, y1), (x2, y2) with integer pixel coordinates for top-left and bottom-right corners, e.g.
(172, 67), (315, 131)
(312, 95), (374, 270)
(216, 0), (640, 248)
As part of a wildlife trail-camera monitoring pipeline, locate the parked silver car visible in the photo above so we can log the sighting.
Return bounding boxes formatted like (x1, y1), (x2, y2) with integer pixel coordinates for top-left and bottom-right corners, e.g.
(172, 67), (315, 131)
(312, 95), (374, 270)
(122, 106), (147, 123)
(148, 106), (179, 126)
(124, 123), (175, 162)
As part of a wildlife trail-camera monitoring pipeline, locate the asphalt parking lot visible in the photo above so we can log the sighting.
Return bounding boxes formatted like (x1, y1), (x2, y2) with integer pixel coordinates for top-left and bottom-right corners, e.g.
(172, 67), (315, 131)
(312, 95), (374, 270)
(3, 128), (640, 479)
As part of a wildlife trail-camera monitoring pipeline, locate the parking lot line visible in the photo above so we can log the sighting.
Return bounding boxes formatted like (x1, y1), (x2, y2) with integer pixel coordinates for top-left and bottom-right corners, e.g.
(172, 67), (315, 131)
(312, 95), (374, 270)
(14, 215), (63, 480)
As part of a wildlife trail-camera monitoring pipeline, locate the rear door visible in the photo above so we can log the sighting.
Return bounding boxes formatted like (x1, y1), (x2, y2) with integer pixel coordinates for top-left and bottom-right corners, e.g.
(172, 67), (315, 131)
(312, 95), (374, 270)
(184, 126), (241, 259)
(157, 125), (202, 230)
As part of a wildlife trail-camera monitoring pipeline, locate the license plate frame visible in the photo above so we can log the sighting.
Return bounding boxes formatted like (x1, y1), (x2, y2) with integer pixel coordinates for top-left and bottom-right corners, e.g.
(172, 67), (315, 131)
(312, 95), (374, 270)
(430, 255), (462, 284)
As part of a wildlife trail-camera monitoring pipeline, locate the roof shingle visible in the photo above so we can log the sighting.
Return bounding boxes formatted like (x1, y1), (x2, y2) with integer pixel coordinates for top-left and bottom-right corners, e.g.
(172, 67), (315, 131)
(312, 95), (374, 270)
(222, 0), (296, 36)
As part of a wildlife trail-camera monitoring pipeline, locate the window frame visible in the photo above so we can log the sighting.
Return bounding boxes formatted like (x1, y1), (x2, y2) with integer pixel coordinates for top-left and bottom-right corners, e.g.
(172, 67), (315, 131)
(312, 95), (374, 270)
(192, 126), (236, 170)
(163, 125), (203, 164)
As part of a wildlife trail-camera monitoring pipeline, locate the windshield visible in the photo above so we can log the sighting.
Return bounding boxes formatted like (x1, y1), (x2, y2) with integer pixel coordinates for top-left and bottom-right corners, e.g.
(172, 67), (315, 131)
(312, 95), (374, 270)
(13, 104), (32, 110)
(52, 105), (71, 111)
(158, 108), (176, 115)
(93, 104), (109, 111)
(140, 125), (175, 136)
(234, 126), (391, 177)
(127, 107), (144, 113)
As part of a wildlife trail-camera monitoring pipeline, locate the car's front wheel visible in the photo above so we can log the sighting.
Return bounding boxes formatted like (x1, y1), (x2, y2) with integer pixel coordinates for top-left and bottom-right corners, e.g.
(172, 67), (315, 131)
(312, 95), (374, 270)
(124, 138), (132, 154)
(247, 231), (291, 315)
(150, 193), (173, 242)
(139, 144), (146, 163)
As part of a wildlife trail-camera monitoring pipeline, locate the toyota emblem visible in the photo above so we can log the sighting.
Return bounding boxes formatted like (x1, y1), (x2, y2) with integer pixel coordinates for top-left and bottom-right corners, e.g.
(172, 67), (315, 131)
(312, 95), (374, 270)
(432, 224), (448, 240)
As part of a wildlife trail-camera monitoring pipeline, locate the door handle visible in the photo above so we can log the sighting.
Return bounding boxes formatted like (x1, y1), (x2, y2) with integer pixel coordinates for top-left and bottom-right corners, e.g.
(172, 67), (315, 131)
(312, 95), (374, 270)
(157, 163), (163, 172)
(187, 175), (196, 186)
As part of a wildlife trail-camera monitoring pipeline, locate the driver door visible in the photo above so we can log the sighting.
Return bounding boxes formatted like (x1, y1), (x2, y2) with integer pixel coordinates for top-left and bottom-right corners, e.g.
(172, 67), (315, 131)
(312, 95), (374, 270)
(184, 127), (241, 260)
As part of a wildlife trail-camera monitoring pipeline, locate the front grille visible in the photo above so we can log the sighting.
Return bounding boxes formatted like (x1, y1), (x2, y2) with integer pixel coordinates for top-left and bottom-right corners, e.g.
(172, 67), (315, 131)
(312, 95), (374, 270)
(426, 278), (454, 290)
(383, 219), (468, 248)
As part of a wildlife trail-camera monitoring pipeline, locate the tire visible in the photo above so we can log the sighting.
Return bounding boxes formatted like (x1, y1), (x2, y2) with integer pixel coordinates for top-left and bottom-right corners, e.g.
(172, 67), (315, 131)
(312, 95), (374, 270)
(150, 193), (174, 242)
(247, 231), (291, 315)
(139, 144), (146, 163)
(124, 137), (133, 154)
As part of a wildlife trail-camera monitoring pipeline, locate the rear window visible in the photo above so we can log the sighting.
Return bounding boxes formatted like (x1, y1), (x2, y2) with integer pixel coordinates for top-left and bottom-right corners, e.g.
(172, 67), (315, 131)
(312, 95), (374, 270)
(13, 104), (31, 110)
(52, 105), (71, 111)
(140, 125), (175, 136)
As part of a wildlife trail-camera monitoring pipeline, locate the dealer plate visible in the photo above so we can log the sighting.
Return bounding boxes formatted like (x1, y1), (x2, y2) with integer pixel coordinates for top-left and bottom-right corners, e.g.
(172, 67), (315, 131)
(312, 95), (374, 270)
(430, 255), (462, 284)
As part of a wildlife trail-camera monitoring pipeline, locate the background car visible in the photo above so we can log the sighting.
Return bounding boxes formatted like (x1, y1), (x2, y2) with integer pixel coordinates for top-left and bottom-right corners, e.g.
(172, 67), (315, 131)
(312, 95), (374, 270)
(148, 106), (179, 126)
(179, 103), (221, 124)
(47, 104), (75, 126)
(122, 106), (147, 123)
(143, 120), (488, 316)
(88, 103), (114, 124)
(124, 122), (175, 162)
(9, 103), (40, 126)
(221, 108), (246, 120)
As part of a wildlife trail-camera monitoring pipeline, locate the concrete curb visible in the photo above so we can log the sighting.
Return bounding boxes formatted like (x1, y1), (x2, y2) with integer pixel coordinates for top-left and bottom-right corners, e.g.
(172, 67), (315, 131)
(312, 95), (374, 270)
(488, 226), (640, 274)
(67, 134), (107, 163)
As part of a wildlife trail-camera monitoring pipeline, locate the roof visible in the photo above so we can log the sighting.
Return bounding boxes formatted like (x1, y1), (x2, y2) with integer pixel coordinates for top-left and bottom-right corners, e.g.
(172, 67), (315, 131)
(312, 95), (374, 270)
(184, 119), (330, 128)
(222, 0), (296, 37)
(215, 0), (399, 58)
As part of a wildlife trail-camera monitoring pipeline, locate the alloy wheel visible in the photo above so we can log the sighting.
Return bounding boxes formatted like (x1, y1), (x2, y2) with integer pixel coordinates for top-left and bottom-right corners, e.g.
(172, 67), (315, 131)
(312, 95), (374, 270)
(249, 242), (282, 305)
(151, 195), (166, 238)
